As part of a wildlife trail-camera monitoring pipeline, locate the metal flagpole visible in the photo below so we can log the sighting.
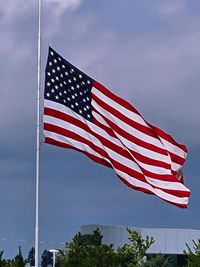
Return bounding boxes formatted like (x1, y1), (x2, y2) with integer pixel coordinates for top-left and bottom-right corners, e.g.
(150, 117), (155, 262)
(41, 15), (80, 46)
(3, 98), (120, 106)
(35, 0), (42, 266)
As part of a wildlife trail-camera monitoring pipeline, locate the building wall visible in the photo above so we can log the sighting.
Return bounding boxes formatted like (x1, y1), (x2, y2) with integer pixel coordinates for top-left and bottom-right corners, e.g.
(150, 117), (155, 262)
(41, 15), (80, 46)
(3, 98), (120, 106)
(81, 224), (200, 254)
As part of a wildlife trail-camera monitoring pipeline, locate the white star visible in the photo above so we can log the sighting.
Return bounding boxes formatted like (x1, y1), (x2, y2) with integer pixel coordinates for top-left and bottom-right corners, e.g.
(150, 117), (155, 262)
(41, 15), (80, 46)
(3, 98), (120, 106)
(79, 74), (82, 78)
(56, 77), (59, 80)
(60, 74), (64, 78)
(65, 71), (68, 76)
(68, 79), (72, 83)
(46, 93), (50, 97)
(79, 110), (82, 114)
(75, 93), (78, 97)
(52, 69), (56, 73)
(59, 92), (62, 96)
(50, 51), (54, 55)
(62, 65), (65, 68)
(47, 72), (51, 76)
(64, 91), (67, 94)
(73, 77), (77, 81)
(79, 92), (83, 95)
(87, 80), (91, 84)
(72, 95), (75, 99)
(47, 82), (50, 86)
(63, 99), (66, 103)
(55, 85), (58, 89)
(54, 59), (57, 63)
(57, 67), (60, 71)
(60, 83), (63, 87)
(51, 79), (55, 83)
(55, 95), (59, 99)
(70, 68), (74, 73)
(58, 57), (61, 61)
(71, 86), (74, 90)
(86, 97), (89, 101)
(83, 99), (86, 102)
(75, 102), (78, 106)
(86, 105), (89, 109)
(51, 89), (55, 93)
(76, 84), (80, 89)
(81, 81), (85, 85)
(67, 97), (70, 101)
(84, 107), (86, 111)
(87, 114), (91, 118)
(71, 104), (74, 108)
(49, 62), (52, 66)
(63, 81), (66, 85)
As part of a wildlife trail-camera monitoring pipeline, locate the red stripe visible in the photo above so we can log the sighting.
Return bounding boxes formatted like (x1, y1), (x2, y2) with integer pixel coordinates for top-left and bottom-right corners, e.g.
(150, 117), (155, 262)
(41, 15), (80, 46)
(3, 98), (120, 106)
(118, 176), (188, 208)
(150, 124), (188, 153)
(92, 109), (168, 156)
(44, 107), (137, 162)
(168, 151), (186, 166)
(46, 137), (189, 205)
(44, 121), (189, 197)
(44, 107), (182, 182)
(93, 81), (141, 116)
(44, 123), (148, 184)
(45, 107), (171, 172)
(93, 80), (187, 166)
(93, 113), (171, 169)
(45, 137), (111, 168)
(92, 92), (159, 139)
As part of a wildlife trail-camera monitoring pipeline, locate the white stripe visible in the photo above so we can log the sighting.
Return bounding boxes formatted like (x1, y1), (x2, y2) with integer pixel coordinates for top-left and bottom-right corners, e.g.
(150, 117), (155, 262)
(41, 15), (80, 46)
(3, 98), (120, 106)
(44, 130), (110, 164)
(44, 129), (189, 195)
(92, 97), (166, 150)
(117, 170), (189, 205)
(45, 101), (171, 175)
(93, 110), (170, 163)
(159, 137), (187, 160)
(44, 101), (190, 193)
(92, 99), (173, 168)
(145, 177), (190, 191)
(44, 114), (172, 176)
(92, 87), (186, 159)
(92, 87), (150, 128)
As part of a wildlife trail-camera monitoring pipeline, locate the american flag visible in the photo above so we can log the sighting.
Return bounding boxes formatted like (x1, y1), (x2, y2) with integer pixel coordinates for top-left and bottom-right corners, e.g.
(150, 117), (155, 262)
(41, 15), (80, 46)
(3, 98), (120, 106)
(43, 47), (190, 208)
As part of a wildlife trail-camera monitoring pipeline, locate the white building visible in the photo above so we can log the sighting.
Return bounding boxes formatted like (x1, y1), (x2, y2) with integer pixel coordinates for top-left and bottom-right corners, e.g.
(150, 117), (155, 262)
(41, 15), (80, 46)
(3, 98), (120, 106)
(81, 224), (200, 266)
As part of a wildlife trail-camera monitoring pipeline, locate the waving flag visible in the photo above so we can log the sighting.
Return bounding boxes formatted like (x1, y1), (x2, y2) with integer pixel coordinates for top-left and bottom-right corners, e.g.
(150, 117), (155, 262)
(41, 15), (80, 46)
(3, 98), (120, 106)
(43, 47), (190, 208)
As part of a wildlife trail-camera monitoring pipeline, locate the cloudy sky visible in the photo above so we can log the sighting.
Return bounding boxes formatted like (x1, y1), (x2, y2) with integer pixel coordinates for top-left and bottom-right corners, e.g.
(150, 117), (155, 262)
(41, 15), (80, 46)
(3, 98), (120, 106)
(0, 0), (200, 259)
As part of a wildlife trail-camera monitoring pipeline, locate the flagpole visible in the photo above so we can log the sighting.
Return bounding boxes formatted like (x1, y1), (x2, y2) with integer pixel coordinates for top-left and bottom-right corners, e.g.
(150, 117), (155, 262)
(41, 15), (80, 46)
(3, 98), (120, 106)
(35, 0), (42, 266)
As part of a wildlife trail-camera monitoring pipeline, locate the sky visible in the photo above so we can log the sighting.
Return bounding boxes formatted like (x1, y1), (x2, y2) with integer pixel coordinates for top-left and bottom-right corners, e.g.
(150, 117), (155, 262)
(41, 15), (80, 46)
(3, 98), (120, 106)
(0, 0), (200, 260)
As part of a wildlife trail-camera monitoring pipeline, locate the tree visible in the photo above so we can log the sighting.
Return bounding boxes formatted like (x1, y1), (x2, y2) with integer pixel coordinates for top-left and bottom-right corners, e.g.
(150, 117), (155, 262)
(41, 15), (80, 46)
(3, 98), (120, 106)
(0, 251), (4, 267)
(41, 250), (53, 267)
(144, 254), (173, 267)
(184, 239), (200, 267)
(14, 246), (25, 267)
(117, 228), (154, 267)
(26, 247), (35, 266)
(61, 229), (117, 267)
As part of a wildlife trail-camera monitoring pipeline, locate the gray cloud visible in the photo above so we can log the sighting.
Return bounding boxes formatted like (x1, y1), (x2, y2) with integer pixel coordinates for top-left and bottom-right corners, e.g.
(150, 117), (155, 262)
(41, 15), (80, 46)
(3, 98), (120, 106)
(0, 0), (199, 259)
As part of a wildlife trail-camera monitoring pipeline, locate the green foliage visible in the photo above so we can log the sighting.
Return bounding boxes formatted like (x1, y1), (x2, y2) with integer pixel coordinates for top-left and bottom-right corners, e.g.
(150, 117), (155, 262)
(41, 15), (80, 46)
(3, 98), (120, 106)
(0, 229), (177, 267)
(15, 246), (25, 267)
(61, 229), (117, 267)
(27, 247), (35, 266)
(0, 251), (4, 267)
(184, 239), (200, 267)
(41, 249), (53, 267)
(117, 228), (154, 267)
(144, 254), (173, 267)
